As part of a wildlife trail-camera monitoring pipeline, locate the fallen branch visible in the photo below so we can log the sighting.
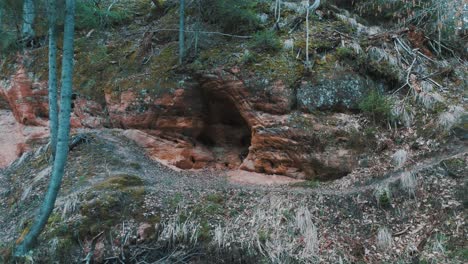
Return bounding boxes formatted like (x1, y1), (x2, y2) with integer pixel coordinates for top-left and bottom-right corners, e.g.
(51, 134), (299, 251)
(368, 28), (408, 41)
(333, 30), (355, 40)
(82, 231), (104, 264)
(393, 227), (409, 237)
(69, 134), (92, 151)
(393, 56), (417, 95)
(419, 68), (452, 81)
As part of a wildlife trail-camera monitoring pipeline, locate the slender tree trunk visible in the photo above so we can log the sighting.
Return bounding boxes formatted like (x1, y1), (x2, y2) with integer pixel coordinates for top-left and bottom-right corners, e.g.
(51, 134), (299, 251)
(48, 0), (59, 158)
(437, 8), (442, 55)
(276, 0), (281, 24)
(15, 0), (76, 256)
(0, 2), (3, 33)
(178, 0), (185, 64)
(305, 3), (310, 65)
(22, 0), (35, 40)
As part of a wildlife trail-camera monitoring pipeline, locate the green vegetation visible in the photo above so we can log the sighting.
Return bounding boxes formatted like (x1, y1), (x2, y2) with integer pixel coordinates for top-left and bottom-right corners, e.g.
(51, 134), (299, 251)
(359, 90), (394, 124)
(336, 47), (355, 60)
(374, 186), (392, 208)
(75, 0), (131, 30)
(241, 50), (257, 64)
(200, 0), (259, 34)
(94, 174), (144, 190)
(250, 30), (281, 52)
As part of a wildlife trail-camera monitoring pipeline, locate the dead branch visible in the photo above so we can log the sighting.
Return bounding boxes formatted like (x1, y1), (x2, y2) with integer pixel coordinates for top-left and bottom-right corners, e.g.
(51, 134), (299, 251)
(393, 56), (417, 95)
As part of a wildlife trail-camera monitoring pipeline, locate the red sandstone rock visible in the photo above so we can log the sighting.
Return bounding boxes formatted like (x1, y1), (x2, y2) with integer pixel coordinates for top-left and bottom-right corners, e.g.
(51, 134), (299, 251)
(1, 61), (360, 180)
(123, 129), (214, 170)
(198, 70), (359, 179)
(0, 66), (49, 126)
(0, 109), (48, 168)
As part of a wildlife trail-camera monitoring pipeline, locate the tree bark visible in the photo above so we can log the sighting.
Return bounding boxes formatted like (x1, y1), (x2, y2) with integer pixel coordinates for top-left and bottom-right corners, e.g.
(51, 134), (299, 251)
(22, 0), (35, 40)
(48, 0), (59, 158)
(15, 0), (76, 256)
(0, 1), (3, 32)
(178, 0), (185, 64)
(305, 3), (310, 65)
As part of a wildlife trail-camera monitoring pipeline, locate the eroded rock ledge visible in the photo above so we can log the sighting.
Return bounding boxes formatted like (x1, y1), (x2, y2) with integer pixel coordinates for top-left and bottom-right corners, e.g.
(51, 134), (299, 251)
(0, 66), (361, 180)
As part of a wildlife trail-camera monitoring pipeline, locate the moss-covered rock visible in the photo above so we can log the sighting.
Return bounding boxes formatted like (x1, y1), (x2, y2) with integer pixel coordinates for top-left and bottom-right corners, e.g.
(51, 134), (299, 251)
(298, 71), (382, 112)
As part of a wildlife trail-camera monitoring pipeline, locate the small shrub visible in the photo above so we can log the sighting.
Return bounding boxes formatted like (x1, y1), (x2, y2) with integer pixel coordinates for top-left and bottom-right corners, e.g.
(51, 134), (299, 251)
(241, 50), (257, 64)
(200, 0), (259, 34)
(359, 90), (394, 124)
(374, 184), (392, 208)
(336, 47), (355, 59)
(75, 0), (131, 30)
(250, 30), (281, 52)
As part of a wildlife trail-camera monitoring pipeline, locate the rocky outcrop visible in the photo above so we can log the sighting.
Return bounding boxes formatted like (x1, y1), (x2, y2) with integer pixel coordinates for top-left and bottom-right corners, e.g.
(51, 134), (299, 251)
(297, 72), (378, 112)
(0, 66), (49, 126)
(0, 64), (360, 180)
(197, 69), (360, 179)
(0, 109), (48, 167)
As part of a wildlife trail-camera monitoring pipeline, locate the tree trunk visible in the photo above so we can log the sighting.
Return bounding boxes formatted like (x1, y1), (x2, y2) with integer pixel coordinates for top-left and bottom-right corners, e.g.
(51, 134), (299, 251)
(15, 0), (76, 256)
(305, 3), (310, 65)
(48, 0), (59, 158)
(22, 0), (35, 40)
(0, 1), (3, 33)
(178, 0), (185, 64)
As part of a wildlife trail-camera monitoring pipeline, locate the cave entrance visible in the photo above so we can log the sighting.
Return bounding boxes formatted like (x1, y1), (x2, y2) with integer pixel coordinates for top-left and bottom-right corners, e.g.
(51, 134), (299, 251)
(197, 89), (251, 169)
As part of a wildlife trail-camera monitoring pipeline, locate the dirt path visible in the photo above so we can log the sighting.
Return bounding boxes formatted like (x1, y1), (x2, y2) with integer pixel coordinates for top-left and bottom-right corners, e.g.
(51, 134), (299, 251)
(224, 143), (467, 197)
(311, 146), (466, 196)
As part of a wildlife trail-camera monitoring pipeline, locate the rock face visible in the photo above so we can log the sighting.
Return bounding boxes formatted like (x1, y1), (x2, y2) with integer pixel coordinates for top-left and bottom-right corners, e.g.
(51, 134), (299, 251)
(0, 64), (361, 180)
(0, 66), (49, 126)
(197, 69), (359, 179)
(0, 109), (48, 168)
(298, 72), (378, 112)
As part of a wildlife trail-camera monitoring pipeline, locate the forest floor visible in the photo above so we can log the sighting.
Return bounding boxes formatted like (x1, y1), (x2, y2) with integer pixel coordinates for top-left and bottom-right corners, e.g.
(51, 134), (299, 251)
(0, 129), (466, 263)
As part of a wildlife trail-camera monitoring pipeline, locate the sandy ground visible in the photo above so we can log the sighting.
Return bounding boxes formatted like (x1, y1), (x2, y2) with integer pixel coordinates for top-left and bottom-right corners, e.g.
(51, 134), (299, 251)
(227, 169), (304, 185)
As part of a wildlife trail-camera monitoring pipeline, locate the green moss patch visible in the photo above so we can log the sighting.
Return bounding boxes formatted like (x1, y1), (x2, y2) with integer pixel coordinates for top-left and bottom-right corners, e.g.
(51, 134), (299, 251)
(94, 174), (144, 190)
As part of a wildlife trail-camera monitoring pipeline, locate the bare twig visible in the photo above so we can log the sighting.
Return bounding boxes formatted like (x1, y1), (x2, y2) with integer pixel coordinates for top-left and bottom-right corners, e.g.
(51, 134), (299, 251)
(333, 30), (355, 40)
(394, 227), (409, 237)
(82, 231), (104, 264)
(393, 56), (417, 95)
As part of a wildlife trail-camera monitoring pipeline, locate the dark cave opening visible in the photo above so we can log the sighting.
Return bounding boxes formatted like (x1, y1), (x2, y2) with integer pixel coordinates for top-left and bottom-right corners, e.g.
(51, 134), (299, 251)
(197, 89), (251, 168)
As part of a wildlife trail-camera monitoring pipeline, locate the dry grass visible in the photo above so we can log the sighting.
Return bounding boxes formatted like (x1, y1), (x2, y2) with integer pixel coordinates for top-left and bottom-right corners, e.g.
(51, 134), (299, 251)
(60, 193), (81, 220)
(160, 217), (200, 248)
(376, 227), (393, 250)
(392, 149), (408, 168)
(437, 112), (457, 131)
(392, 102), (414, 127)
(399, 171), (417, 198)
(283, 39), (294, 51)
(437, 105), (465, 131)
